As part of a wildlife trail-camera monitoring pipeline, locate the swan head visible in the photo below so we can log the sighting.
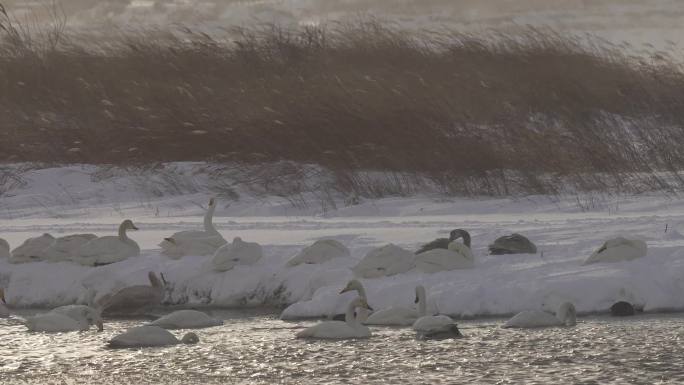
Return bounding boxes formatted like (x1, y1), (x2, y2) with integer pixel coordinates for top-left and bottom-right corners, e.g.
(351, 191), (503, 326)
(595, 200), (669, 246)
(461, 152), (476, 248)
(557, 302), (577, 326)
(208, 197), (216, 207)
(232, 237), (243, 244)
(340, 280), (363, 294)
(414, 285), (426, 303)
(181, 332), (200, 344)
(81, 307), (104, 331)
(121, 219), (138, 231)
(449, 229), (471, 248)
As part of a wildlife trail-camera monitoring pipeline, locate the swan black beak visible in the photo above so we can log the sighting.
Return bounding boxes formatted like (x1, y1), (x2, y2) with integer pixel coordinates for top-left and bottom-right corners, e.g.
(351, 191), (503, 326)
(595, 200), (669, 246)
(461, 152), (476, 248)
(131, 225), (139, 230)
(414, 296), (419, 304)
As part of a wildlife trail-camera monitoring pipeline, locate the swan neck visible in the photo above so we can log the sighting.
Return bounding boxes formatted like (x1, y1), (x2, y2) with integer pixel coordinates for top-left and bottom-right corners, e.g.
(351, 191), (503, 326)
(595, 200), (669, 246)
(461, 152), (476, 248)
(204, 203), (217, 232)
(345, 301), (359, 328)
(118, 223), (129, 241)
(417, 289), (427, 316)
(356, 284), (367, 300)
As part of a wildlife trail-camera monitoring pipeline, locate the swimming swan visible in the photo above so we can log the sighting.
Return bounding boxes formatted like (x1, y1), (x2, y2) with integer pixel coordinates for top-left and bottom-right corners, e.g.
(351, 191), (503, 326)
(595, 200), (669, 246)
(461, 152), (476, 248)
(42, 234), (98, 262)
(98, 271), (165, 315)
(24, 305), (103, 333)
(502, 302), (577, 328)
(351, 244), (415, 279)
(332, 279), (371, 322)
(296, 297), (373, 339)
(75, 220), (140, 266)
(488, 233), (537, 255)
(416, 324), (463, 340)
(148, 310), (223, 329)
(364, 286), (427, 326)
(0, 238), (9, 259)
(9, 233), (55, 263)
(50, 305), (104, 331)
(0, 288), (9, 318)
(107, 326), (199, 348)
(415, 231), (474, 273)
(160, 198), (227, 258)
(583, 237), (647, 265)
(412, 287), (455, 332)
(416, 229), (470, 255)
(211, 237), (263, 272)
(286, 239), (350, 267)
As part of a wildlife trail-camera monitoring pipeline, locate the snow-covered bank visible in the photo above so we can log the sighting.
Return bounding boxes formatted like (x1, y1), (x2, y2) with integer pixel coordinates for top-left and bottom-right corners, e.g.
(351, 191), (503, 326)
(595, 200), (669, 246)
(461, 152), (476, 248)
(1, 164), (684, 318)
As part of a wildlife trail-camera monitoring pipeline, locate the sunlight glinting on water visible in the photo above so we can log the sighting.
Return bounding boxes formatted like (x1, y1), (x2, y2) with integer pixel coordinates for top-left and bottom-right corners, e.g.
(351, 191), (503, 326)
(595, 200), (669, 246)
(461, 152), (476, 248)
(1, 310), (683, 384)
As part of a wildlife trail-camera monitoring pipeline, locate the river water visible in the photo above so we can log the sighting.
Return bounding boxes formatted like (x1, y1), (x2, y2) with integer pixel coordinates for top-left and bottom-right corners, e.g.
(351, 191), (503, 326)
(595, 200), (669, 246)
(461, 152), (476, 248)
(1, 309), (682, 384)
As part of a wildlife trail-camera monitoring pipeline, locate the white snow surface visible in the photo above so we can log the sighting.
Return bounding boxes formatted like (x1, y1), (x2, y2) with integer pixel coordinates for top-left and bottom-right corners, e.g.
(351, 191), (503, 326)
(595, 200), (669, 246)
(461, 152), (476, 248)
(1, 163), (684, 319)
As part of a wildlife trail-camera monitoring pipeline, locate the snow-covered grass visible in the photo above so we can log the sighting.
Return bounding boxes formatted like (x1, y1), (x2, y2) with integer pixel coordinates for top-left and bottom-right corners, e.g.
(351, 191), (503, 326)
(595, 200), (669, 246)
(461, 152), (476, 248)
(1, 165), (684, 319)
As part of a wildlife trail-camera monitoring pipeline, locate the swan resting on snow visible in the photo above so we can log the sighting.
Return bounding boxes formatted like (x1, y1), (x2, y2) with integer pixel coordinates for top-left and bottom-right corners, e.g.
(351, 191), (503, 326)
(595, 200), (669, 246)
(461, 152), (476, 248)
(583, 237), (647, 265)
(488, 233), (537, 255)
(0, 238), (9, 259)
(108, 326), (199, 348)
(0, 288), (9, 318)
(74, 220), (140, 266)
(415, 232), (474, 273)
(416, 229), (471, 255)
(211, 237), (263, 272)
(159, 197), (226, 258)
(351, 244), (415, 279)
(296, 297), (373, 339)
(148, 310), (223, 329)
(42, 234), (98, 263)
(25, 305), (103, 332)
(502, 302), (576, 328)
(98, 271), (165, 316)
(286, 239), (350, 267)
(332, 279), (372, 322)
(364, 286), (427, 326)
(9, 233), (55, 263)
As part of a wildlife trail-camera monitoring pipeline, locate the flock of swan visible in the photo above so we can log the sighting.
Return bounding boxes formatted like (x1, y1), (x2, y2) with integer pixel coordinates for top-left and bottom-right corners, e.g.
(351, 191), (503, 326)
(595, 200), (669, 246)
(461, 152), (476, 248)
(0, 197), (650, 346)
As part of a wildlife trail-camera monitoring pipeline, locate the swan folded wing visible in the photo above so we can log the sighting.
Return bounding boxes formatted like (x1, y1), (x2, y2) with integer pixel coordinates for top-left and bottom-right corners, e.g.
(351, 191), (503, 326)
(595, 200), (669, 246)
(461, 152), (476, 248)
(415, 238), (450, 255)
(415, 246), (474, 273)
(25, 313), (88, 332)
(286, 239), (350, 266)
(584, 238), (646, 265)
(296, 321), (370, 339)
(148, 310), (223, 329)
(100, 286), (162, 314)
(108, 326), (178, 348)
(352, 244), (415, 278)
(364, 306), (417, 326)
(412, 315), (454, 332)
(502, 310), (562, 328)
(75, 236), (139, 265)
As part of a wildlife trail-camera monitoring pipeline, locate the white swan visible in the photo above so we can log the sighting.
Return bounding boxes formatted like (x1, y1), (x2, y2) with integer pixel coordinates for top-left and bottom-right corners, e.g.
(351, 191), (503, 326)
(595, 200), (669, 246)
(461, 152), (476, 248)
(0, 238), (9, 259)
(147, 310), (223, 329)
(583, 237), (647, 265)
(296, 297), (373, 339)
(211, 237), (263, 272)
(9, 233), (55, 263)
(416, 229), (470, 254)
(502, 302), (577, 328)
(42, 234), (98, 262)
(286, 239), (350, 267)
(159, 198), (227, 258)
(50, 305), (104, 331)
(25, 312), (91, 332)
(107, 326), (199, 348)
(0, 288), (9, 318)
(332, 279), (372, 322)
(351, 244), (415, 279)
(365, 286), (427, 326)
(74, 220), (140, 266)
(98, 271), (165, 316)
(411, 287), (456, 332)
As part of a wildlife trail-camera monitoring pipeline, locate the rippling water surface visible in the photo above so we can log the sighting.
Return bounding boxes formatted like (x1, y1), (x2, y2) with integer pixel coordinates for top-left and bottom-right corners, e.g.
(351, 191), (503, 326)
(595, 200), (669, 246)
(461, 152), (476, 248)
(1, 309), (683, 384)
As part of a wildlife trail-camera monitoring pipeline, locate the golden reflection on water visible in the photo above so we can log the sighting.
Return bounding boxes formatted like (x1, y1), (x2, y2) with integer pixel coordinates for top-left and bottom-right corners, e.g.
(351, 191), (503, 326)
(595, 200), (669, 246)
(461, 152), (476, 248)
(1, 310), (683, 384)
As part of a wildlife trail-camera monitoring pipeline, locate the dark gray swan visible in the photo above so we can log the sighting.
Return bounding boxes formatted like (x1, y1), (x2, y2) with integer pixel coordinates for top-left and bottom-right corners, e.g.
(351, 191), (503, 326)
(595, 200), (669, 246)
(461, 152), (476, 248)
(488, 233), (537, 255)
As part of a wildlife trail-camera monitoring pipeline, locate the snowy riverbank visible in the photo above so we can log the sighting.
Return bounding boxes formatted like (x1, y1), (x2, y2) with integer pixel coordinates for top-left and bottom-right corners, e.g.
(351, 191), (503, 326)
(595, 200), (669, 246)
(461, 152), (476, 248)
(1, 164), (684, 318)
